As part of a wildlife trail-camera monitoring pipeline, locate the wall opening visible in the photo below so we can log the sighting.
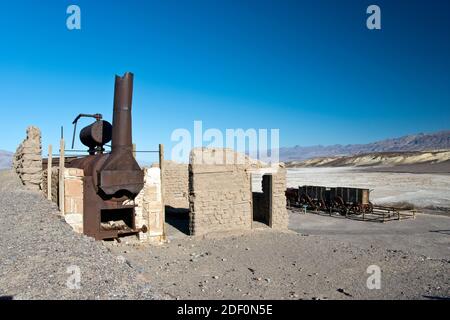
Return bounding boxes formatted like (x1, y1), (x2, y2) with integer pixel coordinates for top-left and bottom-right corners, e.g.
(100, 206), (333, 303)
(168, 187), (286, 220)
(100, 208), (135, 232)
(251, 173), (272, 228)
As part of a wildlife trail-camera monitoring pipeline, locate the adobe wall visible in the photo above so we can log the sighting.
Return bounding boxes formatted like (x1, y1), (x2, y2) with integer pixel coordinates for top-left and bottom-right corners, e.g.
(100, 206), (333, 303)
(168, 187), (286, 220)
(188, 148), (253, 236)
(188, 147), (288, 236)
(266, 168), (288, 229)
(163, 160), (189, 210)
(133, 167), (165, 244)
(63, 168), (84, 233)
(252, 168), (288, 229)
(13, 126), (42, 191)
(42, 167), (59, 204)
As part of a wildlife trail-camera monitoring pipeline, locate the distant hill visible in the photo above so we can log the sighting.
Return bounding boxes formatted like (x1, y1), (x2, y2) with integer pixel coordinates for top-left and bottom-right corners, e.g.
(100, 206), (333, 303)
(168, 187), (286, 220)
(0, 150), (13, 169)
(286, 150), (450, 168)
(280, 130), (450, 161)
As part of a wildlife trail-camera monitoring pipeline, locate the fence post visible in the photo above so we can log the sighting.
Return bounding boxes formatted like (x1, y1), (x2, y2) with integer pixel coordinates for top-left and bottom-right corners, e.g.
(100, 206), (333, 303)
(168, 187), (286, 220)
(59, 139), (65, 215)
(159, 144), (166, 240)
(47, 145), (52, 201)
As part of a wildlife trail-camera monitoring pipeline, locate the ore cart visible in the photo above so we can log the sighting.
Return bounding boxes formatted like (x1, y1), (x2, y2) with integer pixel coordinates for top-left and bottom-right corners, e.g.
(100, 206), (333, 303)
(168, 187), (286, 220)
(330, 187), (373, 215)
(298, 185), (331, 211)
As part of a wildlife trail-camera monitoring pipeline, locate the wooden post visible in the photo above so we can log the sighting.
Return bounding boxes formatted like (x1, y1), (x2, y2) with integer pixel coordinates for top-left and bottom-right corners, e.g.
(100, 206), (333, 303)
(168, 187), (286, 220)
(133, 143), (136, 158)
(47, 145), (52, 201)
(59, 139), (65, 215)
(159, 144), (166, 240)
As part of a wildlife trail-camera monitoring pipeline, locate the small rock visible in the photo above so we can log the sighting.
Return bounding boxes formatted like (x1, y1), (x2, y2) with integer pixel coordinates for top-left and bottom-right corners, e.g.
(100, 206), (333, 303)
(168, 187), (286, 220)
(337, 288), (352, 297)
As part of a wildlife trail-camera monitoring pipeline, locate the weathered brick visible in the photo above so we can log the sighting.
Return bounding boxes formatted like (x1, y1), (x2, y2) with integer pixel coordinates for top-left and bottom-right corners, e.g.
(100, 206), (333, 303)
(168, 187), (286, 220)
(65, 179), (83, 197)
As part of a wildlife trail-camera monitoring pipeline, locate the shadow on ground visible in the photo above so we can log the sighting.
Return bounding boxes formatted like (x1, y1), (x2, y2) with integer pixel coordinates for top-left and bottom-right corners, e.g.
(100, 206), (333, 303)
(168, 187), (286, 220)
(165, 206), (190, 236)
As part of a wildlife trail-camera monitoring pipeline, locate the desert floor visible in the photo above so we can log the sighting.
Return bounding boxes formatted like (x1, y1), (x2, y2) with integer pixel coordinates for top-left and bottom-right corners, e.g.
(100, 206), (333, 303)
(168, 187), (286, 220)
(1, 168), (449, 300)
(280, 167), (450, 211)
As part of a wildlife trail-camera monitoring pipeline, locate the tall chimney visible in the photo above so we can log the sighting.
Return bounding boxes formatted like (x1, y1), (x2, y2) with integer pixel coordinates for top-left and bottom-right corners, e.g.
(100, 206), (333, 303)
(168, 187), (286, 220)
(111, 72), (133, 154)
(97, 71), (144, 197)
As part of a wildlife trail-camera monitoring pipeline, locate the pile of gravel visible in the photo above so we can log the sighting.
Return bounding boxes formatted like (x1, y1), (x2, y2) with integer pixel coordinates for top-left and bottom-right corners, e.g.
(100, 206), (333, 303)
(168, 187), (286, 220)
(0, 170), (165, 300)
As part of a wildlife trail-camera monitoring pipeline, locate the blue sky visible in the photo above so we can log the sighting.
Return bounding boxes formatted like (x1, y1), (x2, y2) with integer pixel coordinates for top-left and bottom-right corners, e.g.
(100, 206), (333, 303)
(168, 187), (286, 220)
(0, 0), (449, 162)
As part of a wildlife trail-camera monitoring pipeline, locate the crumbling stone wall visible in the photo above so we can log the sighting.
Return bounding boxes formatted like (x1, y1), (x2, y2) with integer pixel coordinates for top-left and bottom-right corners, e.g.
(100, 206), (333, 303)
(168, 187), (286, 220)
(134, 167), (165, 244)
(252, 169), (288, 228)
(163, 160), (189, 210)
(13, 126), (42, 191)
(270, 168), (288, 229)
(63, 168), (84, 233)
(42, 167), (60, 204)
(189, 148), (252, 236)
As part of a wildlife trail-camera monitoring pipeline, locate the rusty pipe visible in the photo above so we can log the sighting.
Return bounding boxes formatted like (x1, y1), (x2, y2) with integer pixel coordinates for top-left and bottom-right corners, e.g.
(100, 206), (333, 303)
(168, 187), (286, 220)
(111, 72), (134, 154)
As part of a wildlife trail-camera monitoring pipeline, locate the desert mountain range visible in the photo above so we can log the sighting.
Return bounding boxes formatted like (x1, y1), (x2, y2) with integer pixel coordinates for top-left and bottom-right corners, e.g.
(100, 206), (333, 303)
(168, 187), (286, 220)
(1, 130), (449, 170)
(279, 130), (450, 162)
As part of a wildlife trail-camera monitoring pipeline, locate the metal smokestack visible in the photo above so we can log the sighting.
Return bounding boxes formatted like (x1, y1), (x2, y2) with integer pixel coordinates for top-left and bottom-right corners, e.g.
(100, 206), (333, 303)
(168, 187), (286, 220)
(111, 72), (134, 154)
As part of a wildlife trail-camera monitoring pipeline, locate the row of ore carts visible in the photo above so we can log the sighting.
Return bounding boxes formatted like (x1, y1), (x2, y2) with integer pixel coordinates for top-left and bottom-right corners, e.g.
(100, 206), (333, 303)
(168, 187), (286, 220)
(286, 185), (373, 215)
(286, 185), (416, 221)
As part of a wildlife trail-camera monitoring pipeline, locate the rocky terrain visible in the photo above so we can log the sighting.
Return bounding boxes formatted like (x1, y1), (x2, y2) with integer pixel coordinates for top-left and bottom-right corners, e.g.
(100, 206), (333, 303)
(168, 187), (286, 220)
(0, 170), (164, 300)
(280, 130), (450, 161)
(109, 216), (449, 300)
(1, 168), (448, 300)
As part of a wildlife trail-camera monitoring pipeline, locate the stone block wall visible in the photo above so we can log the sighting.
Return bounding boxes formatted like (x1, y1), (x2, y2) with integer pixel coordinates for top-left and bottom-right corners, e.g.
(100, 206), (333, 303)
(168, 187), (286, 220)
(251, 166), (288, 229)
(63, 168), (84, 234)
(134, 167), (165, 243)
(267, 168), (288, 229)
(13, 126), (42, 191)
(188, 148), (252, 236)
(163, 160), (189, 210)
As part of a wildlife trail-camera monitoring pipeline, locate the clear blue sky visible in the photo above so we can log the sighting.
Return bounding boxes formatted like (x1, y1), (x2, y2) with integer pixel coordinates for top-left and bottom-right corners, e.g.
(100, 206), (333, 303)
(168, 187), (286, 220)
(0, 0), (449, 162)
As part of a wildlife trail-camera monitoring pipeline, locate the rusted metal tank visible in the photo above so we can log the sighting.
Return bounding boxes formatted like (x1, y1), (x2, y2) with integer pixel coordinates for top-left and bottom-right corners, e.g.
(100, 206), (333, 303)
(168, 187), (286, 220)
(79, 120), (112, 153)
(68, 72), (146, 240)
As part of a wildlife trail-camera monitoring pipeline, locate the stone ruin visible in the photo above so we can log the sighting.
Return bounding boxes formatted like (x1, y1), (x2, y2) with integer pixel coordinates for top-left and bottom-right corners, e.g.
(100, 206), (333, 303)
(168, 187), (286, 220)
(188, 148), (288, 236)
(13, 126), (42, 191)
(163, 160), (189, 210)
(11, 127), (288, 242)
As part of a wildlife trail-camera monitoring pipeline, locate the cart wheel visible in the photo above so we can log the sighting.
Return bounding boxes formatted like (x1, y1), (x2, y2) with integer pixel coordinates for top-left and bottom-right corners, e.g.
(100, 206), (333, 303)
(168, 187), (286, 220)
(351, 203), (362, 215)
(366, 202), (374, 213)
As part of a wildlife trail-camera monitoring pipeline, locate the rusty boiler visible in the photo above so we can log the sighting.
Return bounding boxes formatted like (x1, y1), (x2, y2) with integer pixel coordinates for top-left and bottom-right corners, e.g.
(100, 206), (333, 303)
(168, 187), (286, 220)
(68, 72), (146, 240)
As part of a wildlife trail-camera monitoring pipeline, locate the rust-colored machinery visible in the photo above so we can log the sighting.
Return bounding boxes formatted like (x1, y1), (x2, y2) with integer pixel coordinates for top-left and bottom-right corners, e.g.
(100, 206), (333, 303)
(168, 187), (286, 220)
(286, 185), (416, 222)
(286, 185), (373, 215)
(68, 72), (146, 240)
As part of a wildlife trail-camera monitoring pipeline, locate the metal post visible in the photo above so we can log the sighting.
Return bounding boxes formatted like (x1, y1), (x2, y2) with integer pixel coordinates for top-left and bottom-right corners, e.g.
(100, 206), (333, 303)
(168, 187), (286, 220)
(59, 139), (65, 215)
(47, 145), (52, 201)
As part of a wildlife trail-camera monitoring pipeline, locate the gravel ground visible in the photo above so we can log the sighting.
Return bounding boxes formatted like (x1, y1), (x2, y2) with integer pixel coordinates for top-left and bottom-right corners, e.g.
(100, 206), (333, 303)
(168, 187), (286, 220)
(107, 227), (449, 300)
(0, 170), (165, 300)
(1, 169), (448, 300)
